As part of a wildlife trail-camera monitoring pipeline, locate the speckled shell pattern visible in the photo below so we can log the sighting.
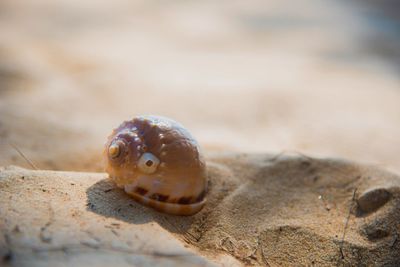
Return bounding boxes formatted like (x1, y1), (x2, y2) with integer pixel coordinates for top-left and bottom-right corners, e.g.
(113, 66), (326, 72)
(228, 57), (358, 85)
(104, 115), (207, 215)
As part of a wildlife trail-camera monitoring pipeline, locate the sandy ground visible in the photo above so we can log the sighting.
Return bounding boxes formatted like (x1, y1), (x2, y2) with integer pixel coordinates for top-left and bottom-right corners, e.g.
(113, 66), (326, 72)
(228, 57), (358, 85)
(1, 155), (400, 266)
(0, 0), (400, 266)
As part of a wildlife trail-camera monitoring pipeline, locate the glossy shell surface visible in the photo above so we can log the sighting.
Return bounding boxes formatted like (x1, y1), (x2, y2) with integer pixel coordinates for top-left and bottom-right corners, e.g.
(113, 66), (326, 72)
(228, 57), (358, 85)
(104, 115), (207, 215)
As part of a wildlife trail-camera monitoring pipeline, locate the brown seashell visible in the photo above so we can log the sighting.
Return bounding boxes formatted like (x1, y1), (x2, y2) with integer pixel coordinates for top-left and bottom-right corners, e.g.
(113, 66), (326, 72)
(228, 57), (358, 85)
(104, 115), (207, 215)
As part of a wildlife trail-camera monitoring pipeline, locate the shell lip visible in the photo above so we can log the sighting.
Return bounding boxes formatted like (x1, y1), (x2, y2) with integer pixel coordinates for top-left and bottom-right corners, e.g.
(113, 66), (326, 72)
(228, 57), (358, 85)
(128, 192), (207, 216)
(124, 185), (207, 216)
(124, 182), (207, 205)
(130, 191), (207, 206)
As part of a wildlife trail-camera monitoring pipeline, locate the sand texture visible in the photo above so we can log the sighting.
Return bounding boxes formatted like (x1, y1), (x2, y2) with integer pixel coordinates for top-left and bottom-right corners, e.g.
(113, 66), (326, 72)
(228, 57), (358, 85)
(1, 154), (399, 266)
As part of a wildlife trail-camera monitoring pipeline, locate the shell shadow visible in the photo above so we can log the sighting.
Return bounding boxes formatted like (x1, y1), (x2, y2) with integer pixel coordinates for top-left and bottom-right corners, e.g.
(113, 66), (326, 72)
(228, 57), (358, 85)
(85, 178), (196, 234)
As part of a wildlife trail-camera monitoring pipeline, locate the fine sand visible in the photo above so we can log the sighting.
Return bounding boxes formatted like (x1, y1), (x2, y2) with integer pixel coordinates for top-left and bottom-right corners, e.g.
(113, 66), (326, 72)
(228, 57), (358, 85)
(1, 154), (400, 266)
(1, 0), (400, 266)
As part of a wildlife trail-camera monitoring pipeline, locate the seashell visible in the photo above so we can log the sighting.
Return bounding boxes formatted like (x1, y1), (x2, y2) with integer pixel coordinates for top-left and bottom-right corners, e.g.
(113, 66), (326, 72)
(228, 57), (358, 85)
(104, 115), (207, 215)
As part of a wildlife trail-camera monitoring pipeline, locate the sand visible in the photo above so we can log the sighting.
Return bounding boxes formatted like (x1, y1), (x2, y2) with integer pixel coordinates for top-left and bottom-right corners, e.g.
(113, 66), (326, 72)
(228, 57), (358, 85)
(1, 155), (400, 266)
(1, 0), (400, 266)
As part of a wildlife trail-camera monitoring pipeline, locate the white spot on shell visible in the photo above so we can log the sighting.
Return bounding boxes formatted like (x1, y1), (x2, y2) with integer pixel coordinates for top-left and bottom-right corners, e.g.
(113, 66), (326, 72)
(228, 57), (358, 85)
(137, 153), (160, 174)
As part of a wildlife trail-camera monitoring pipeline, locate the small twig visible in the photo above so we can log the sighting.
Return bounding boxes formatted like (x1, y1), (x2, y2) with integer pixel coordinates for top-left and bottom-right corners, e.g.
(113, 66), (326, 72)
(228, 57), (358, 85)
(390, 233), (398, 248)
(255, 236), (270, 266)
(339, 188), (357, 259)
(270, 150), (314, 162)
(9, 142), (38, 170)
(40, 202), (55, 243)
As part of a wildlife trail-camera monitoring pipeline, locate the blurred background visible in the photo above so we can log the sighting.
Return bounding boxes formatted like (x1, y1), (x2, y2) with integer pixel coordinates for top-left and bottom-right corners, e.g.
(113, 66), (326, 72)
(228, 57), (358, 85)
(0, 0), (399, 172)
